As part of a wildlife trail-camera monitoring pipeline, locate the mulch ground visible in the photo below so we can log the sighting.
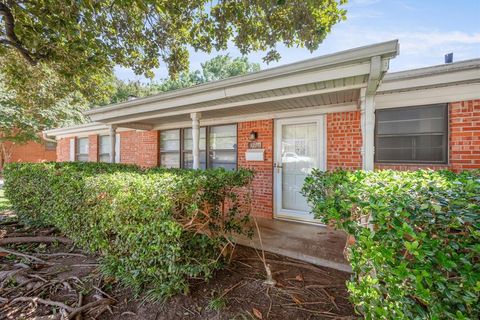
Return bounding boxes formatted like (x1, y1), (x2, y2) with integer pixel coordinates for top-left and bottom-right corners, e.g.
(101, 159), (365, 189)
(0, 211), (357, 320)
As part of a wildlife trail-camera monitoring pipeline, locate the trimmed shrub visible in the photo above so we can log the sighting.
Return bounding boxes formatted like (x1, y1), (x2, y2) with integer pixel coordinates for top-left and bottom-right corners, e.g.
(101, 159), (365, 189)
(4, 162), (253, 299)
(303, 169), (480, 319)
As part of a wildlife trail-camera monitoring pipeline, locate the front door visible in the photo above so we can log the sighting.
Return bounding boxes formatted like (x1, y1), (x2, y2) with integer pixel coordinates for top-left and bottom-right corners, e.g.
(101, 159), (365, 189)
(274, 116), (326, 222)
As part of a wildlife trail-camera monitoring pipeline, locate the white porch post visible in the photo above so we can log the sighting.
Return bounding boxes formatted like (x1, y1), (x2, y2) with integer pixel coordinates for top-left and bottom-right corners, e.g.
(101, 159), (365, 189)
(190, 112), (201, 169)
(361, 56), (382, 171)
(109, 125), (117, 163)
(360, 88), (375, 171)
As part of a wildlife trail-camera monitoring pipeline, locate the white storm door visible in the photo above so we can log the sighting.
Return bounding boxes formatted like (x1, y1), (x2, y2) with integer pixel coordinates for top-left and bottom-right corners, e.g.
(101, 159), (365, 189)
(274, 116), (326, 222)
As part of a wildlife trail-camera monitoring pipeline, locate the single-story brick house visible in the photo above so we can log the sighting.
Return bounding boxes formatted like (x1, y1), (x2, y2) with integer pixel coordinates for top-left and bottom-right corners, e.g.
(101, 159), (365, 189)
(44, 40), (480, 223)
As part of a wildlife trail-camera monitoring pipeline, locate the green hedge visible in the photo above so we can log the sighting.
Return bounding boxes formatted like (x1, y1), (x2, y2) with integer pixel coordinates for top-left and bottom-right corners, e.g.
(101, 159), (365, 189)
(303, 169), (480, 319)
(4, 162), (253, 299)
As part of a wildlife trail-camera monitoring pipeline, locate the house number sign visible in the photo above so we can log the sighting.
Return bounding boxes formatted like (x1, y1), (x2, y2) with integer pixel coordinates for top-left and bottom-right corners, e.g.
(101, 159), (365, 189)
(248, 141), (262, 149)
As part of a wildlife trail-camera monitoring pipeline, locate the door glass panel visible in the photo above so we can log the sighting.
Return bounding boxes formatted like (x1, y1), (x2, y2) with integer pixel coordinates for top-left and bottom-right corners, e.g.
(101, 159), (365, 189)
(281, 123), (317, 212)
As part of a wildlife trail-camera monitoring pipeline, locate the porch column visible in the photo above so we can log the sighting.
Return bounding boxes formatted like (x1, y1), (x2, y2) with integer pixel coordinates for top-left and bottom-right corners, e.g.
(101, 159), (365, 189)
(191, 112), (201, 169)
(109, 125), (117, 163)
(360, 88), (375, 171)
(361, 55), (382, 171)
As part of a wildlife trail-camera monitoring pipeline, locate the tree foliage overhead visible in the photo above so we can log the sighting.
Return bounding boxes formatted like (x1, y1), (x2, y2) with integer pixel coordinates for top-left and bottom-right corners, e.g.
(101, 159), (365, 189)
(107, 54), (261, 104)
(153, 54), (261, 93)
(0, 0), (347, 100)
(0, 71), (87, 144)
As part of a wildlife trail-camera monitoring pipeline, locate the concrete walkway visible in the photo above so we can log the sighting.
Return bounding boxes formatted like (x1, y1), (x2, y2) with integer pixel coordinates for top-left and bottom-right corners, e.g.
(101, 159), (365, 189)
(235, 218), (351, 273)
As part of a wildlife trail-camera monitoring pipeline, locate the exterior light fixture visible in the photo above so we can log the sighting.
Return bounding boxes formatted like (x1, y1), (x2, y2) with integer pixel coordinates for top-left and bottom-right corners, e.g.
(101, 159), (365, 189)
(249, 131), (258, 141)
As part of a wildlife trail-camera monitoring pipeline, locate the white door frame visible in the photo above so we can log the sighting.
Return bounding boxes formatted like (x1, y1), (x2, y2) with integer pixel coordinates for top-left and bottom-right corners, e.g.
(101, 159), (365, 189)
(274, 115), (327, 223)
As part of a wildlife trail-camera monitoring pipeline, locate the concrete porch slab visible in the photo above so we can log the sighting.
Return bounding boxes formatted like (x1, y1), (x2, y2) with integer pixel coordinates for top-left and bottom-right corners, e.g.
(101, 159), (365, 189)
(234, 218), (352, 273)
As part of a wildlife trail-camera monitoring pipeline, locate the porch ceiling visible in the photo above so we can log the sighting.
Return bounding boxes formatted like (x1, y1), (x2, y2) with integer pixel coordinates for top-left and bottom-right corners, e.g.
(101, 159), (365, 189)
(84, 40), (399, 129)
(135, 85), (363, 129)
(106, 77), (365, 129)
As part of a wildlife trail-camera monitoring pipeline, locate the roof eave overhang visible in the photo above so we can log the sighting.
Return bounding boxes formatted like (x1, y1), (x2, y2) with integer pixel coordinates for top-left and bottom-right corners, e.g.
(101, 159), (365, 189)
(86, 40), (399, 123)
(43, 122), (110, 139)
(379, 58), (480, 93)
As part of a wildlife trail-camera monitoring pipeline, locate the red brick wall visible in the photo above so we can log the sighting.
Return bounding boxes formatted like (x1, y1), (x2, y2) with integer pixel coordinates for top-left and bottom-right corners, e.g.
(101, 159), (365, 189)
(4, 140), (57, 164)
(375, 100), (480, 172)
(238, 120), (274, 218)
(449, 99), (480, 171)
(118, 131), (137, 164)
(326, 111), (363, 170)
(57, 138), (71, 162)
(119, 130), (159, 167)
(88, 135), (98, 162)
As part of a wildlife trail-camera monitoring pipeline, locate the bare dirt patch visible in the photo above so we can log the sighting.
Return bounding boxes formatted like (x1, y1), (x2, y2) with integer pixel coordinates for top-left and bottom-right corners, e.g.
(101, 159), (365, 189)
(1, 213), (356, 320)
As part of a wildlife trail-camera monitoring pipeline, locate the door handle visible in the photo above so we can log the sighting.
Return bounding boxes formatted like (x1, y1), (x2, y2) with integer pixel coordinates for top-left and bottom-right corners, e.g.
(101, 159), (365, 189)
(274, 162), (283, 173)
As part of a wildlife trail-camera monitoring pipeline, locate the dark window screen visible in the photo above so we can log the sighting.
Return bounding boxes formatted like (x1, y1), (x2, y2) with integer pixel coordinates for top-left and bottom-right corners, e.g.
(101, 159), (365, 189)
(375, 104), (448, 163)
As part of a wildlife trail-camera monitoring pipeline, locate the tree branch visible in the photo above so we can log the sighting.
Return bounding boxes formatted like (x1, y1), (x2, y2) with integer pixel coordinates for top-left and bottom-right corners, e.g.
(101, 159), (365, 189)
(0, 2), (37, 65)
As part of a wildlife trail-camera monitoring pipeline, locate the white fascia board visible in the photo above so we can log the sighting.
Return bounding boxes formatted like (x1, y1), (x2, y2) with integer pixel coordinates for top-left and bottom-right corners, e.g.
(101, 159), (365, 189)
(43, 123), (109, 137)
(376, 82), (480, 109)
(43, 122), (132, 139)
(379, 69), (480, 93)
(383, 58), (480, 81)
(86, 40), (398, 120)
(224, 62), (371, 97)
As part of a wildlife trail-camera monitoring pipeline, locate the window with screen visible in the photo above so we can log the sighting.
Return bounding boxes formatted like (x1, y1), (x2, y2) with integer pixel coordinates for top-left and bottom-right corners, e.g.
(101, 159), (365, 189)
(99, 135), (111, 162)
(375, 104), (448, 164)
(208, 124), (237, 170)
(183, 127), (207, 169)
(160, 129), (181, 168)
(76, 137), (89, 162)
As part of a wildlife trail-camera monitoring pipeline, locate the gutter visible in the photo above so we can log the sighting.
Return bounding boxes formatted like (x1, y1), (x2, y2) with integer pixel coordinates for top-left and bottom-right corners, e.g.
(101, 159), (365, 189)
(42, 132), (57, 143)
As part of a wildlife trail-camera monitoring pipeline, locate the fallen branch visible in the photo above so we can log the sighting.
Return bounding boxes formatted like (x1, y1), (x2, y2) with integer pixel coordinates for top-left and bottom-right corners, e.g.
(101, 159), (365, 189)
(10, 296), (74, 312)
(0, 247), (53, 265)
(70, 264), (99, 268)
(238, 257), (333, 278)
(218, 281), (246, 300)
(68, 298), (114, 319)
(305, 284), (346, 289)
(75, 292), (83, 320)
(93, 286), (117, 302)
(0, 236), (72, 245)
(0, 220), (19, 226)
(35, 252), (86, 258)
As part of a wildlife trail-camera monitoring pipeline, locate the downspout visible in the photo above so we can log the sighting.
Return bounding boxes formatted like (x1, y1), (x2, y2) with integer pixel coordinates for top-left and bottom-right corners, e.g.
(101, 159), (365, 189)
(42, 132), (57, 143)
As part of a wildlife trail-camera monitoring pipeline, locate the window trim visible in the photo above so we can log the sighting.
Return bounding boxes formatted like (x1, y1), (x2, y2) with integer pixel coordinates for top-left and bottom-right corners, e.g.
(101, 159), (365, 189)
(159, 124), (238, 169)
(374, 104), (449, 165)
(76, 137), (89, 162)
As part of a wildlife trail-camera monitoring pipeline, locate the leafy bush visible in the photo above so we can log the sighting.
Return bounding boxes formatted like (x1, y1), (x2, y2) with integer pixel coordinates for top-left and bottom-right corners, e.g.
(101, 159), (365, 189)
(4, 162), (253, 299)
(303, 169), (480, 319)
